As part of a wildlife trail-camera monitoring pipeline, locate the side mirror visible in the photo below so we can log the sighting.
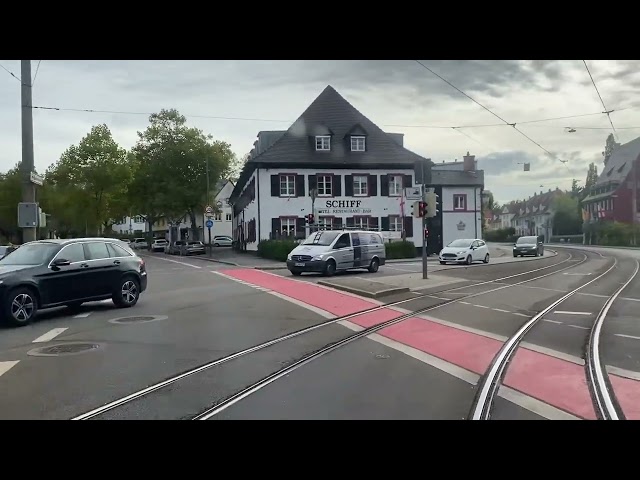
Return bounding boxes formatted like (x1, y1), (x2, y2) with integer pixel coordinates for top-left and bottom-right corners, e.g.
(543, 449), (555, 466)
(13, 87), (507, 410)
(52, 258), (71, 267)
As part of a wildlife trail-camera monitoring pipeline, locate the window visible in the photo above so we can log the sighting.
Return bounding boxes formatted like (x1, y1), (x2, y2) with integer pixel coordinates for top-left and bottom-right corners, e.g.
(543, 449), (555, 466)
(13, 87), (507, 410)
(107, 243), (132, 258)
(213, 213), (222, 221)
(354, 217), (368, 229)
(225, 213), (232, 221)
(389, 216), (402, 232)
(318, 217), (333, 230)
(351, 136), (365, 151)
(453, 194), (467, 210)
(315, 136), (331, 151)
(133, 216), (144, 224)
(58, 243), (86, 263)
(353, 175), (368, 196)
(280, 174), (295, 196)
(85, 242), (109, 260)
(335, 233), (351, 249)
(281, 218), (296, 235)
(317, 175), (332, 196)
(389, 175), (403, 196)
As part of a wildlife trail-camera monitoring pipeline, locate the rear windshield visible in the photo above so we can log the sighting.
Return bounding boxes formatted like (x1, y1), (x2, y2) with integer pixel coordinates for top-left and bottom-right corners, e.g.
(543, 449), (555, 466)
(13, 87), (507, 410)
(517, 236), (538, 244)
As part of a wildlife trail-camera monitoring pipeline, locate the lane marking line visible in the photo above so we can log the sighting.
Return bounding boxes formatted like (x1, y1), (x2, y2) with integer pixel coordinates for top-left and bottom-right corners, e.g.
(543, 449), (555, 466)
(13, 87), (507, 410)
(513, 313), (529, 317)
(563, 273), (592, 276)
(32, 328), (68, 343)
(614, 333), (640, 341)
(473, 304), (490, 309)
(73, 312), (92, 318)
(554, 311), (592, 316)
(0, 360), (20, 378)
(567, 324), (590, 330)
(543, 319), (563, 324)
(493, 308), (511, 313)
(146, 256), (202, 269)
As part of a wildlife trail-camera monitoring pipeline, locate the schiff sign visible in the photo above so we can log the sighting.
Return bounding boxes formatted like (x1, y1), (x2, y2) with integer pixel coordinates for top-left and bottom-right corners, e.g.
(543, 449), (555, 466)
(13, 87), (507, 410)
(317, 199), (372, 215)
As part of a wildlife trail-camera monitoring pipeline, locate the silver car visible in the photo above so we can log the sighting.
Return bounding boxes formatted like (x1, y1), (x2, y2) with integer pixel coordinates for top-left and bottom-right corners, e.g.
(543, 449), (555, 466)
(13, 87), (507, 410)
(213, 235), (233, 247)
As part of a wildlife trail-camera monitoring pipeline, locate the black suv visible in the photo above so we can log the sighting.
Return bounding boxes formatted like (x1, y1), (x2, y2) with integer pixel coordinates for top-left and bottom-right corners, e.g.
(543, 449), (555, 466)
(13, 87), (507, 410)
(0, 238), (148, 327)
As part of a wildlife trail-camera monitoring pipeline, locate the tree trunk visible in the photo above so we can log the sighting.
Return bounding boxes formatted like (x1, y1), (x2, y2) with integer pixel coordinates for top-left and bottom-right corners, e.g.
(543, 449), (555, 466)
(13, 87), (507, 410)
(188, 210), (199, 241)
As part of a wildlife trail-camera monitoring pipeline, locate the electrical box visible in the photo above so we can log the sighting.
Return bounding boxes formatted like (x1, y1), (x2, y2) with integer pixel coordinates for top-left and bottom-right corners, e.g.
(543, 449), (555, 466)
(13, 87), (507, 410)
(17, 202), (39, 228)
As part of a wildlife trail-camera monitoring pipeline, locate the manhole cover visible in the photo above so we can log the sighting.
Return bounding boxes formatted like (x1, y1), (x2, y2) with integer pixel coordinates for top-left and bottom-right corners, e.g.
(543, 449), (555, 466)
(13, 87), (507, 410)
(28, 343), (101, 357)
(108, 315), (168, 325)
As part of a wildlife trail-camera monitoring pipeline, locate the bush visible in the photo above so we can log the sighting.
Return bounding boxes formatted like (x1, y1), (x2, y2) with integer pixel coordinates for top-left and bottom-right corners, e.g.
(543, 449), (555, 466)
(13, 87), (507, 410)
(385, 240), (417, 259)
(257, 239), (298, 262)
(484, 227), (515, 242)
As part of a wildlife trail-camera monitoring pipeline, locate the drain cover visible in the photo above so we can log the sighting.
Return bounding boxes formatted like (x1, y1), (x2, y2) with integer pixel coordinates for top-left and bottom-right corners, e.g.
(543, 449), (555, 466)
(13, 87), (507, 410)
(108, 315), (168, 325)
(28, 343), (101, 357)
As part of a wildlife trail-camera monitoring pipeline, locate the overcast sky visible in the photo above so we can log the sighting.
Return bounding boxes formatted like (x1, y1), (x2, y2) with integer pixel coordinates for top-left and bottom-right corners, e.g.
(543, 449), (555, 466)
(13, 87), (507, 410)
(1, 60), (638, 204)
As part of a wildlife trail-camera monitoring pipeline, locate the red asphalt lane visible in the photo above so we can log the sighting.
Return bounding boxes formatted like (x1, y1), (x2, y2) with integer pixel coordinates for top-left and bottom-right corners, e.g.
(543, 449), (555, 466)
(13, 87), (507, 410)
(220, 268), (640, 420)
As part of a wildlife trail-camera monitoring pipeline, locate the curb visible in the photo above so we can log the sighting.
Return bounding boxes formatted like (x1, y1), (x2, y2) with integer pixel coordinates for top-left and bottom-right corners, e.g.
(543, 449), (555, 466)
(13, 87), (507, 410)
(317, 280), (409, 299)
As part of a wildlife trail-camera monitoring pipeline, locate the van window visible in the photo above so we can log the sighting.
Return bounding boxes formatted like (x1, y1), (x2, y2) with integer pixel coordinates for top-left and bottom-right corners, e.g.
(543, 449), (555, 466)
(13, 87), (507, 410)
(334, 233), (351, 249)
(369, 234), (381, 244)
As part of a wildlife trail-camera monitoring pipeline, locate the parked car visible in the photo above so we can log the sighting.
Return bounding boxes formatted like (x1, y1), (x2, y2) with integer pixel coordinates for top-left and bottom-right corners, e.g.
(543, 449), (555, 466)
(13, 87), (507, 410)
(151, 238), (168, 252)
(0, 238), (147, 327)
(166, 241), (185, 255)
(513, 235), (544, 257)
(439, 238), (490, 265)
(286, 230), (385, 276)
(130, 238), (148, 250)
(213, 235), (233, 247)
(180, 241), (205, 256)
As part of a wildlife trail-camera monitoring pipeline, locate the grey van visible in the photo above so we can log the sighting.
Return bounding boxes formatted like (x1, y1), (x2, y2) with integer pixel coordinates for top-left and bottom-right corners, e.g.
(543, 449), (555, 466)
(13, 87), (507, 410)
(286, 230), (386, 276)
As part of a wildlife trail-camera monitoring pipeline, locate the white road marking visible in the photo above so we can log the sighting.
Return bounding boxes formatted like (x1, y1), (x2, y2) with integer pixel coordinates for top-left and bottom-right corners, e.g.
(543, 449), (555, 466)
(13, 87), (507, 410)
(513, 312), (529, 317)
(32, 327), (68, 343)
(73, 312), (92, 318)
(0, 360), (19, 378)
(493, 308), (511, 313)
(614, 333), (640, 341)
(472, 304), (490, 309)
(563, 273), (592, 276)
(553, 310), (592, 316)
(543, 319), (563, 324)
(459, 301), (471, 305)
(147, 256), (202, 269)
(497, 386), (580, 420)
(567, 324), (589, 330)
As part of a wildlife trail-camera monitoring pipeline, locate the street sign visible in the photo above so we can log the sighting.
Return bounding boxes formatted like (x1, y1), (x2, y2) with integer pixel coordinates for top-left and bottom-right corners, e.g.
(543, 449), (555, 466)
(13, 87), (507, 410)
(17, 202), (39, 227)
(216, 200), (223, 208)
(205, 205), (213, 215)
(29, 171), (43, 186)
(206, 219), (213, 228)
(404, 187), (421, 200)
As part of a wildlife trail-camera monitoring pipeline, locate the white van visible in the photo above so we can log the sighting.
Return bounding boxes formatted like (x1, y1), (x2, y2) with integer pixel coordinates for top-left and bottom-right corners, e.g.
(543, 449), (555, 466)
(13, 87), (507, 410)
(286, 230), (386, 276)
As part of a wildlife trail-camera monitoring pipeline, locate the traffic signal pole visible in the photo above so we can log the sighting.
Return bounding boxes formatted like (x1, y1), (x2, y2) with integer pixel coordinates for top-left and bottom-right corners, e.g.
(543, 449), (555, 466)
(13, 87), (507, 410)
(421, 163), (428, 280)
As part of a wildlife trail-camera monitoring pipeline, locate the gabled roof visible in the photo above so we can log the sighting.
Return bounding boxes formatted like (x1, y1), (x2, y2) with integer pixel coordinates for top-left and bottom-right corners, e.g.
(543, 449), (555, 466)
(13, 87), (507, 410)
(595, 135), (640, 186)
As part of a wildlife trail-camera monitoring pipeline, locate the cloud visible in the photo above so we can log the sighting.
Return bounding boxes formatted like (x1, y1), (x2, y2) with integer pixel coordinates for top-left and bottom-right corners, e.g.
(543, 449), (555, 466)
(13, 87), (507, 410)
(0, 59), (638, 205)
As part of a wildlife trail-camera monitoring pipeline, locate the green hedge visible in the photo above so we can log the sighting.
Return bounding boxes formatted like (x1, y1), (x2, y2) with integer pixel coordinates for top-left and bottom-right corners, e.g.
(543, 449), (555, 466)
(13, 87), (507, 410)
(484, 227), (516, 242)
(257, 239), (298, 262)
(385, 240), (417, 259)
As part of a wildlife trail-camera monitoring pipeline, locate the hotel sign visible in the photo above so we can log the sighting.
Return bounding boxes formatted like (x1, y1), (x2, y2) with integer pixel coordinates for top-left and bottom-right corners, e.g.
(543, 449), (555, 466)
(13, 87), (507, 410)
(318, 199), (372, 215)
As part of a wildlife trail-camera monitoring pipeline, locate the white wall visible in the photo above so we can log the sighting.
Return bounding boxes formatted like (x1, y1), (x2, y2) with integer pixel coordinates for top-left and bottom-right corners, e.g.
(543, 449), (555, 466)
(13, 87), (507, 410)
(233, 170), (259, 247)
(193, 181), (235, 239)
(112, 216), (146, 235)
(441, 186), (483, 245)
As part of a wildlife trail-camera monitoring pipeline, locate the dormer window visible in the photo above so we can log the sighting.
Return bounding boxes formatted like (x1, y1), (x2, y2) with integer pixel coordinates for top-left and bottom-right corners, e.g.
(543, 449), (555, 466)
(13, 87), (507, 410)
(351, 136), (366, 151)
(315, 136), (331, 151)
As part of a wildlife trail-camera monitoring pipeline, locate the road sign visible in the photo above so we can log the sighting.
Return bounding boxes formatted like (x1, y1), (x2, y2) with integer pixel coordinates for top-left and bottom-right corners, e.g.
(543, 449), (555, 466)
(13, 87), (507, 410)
(17, 202), (39, 227)
(205, 205), (213, 215)
(404, 187), (421, 200)
(216, 200), (223, 208)
(206, 219), (213, 228)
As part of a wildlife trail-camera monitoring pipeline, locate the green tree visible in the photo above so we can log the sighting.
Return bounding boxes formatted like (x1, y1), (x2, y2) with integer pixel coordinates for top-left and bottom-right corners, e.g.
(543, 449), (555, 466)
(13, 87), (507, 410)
(552, 194), (582, 235)
(130, 109), (234, 240)
(0, 165), (23, 242)
(43, 124), (131, 235)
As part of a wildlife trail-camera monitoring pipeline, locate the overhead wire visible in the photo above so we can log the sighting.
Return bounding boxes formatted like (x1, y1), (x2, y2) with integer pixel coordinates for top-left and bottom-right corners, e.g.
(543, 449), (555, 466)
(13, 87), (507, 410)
(32, 60), (42, 86)
(0, 62), (21, 83)
(582, 60), (617, 138)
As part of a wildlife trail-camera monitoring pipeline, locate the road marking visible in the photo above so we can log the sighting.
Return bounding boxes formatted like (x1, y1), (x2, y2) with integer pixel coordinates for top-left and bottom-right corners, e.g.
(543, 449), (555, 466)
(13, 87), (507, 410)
(459, 301), (471, 305)
(493, 308), (511, 313)
(553, 311), (592, 316)
(543, 319), (563, 324)
(73, 312), (92, 318)
(148, 256), (202, 269)
(498, 386), (580, 420)
(563, 273), (592, 276)
(567, 324), (589, 330)
(32, 328), (68, 343)
(0, 360), (19, 378)
(513, 312), (529, 317)
(607, 365), (640, 381)
(473, 304), (490, 309)
(614, 333), (640, 341)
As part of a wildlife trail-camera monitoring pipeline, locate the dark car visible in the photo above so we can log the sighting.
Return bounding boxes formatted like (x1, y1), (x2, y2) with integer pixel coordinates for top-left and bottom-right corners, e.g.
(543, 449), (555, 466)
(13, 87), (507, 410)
(0, 238), (147, 327)
(513, 235), (544, 257)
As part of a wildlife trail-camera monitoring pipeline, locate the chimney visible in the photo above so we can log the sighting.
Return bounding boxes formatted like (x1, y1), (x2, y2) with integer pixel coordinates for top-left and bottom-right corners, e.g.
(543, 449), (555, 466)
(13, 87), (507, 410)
(463, 151), (476, 171)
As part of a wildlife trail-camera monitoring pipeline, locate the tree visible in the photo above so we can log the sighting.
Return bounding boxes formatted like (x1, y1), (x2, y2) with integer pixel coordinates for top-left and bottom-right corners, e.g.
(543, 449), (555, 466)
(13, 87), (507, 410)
(43, 125), (131, 235)
(0, 165), (23, 242)
(585, 162), (598, 189)
(552, 194), (582, 235)
(603, 133), (620, 165)
(130, 109), (234, 240)
(227, 152), (250, 183)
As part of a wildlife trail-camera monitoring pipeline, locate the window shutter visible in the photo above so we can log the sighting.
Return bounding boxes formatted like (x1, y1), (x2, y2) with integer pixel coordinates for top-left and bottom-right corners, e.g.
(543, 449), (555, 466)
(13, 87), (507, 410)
(380, 175), (389, 196)
(296, 217), (305, 238)
(333, 217), (343, 230)
(346, 217), (355, 228)
(369, 216), (379, 231)
(345, 175), (354, 196)
(271, 218), (279, 239)
(368, 175), (378, 196)
(404, 216), (414, 237)
(270, 175), (279, 196)
(295, 175), (305, 197)
(381, 216), (390, 231)
(308, 175), (317, 195)
(333, 175), (342, 196)
(403, 175), (413, 188)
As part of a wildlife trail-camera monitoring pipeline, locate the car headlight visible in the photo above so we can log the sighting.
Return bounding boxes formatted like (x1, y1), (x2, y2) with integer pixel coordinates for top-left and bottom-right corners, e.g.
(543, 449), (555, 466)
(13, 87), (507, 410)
(457, 251), (467, 255)
(312, 255), (323, 261)
(287, 254), (292, 260)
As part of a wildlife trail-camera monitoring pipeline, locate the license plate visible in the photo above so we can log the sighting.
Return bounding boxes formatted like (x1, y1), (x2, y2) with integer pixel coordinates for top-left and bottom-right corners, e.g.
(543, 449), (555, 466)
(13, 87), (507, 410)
(295, 262), (305, 267)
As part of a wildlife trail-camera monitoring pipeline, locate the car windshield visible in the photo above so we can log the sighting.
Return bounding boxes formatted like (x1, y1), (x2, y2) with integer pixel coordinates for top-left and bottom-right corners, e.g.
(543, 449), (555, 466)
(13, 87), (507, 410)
(0, 243), (59, 265)
(0, 246), (7, 256)
(447, 239), (472, 248)
(517, 237), (537, 244)
(302, 231), (340, 246)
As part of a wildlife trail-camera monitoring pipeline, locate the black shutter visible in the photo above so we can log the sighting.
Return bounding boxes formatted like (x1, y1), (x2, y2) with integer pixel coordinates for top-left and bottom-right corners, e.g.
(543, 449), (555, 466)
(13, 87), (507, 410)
(369, 216), (379, 231)
(345, 175), (354, 196)
(403, 175), (413, 188)
(346, 217), (355, 228)
(380, 175), (389, 196)
(368, 175), (378, 196)
(270, 175), (279, 197)
(404, 216), (413, 237)
(381, 216), (390, 232)
(296, 217), (305, 238)
(308, 175), (317, 195)
(271, 218), (279, 239)
(333, 217), (343, 230)
(295, 175), (305, 197)
(333, 175), (342, 196)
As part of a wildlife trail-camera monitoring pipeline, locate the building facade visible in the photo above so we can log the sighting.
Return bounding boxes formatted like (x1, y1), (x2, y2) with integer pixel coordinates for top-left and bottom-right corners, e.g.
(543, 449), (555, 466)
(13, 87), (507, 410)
(112, 215), (147, 235)
(492, 188), (563, 241)
(229, 86), (484, 253)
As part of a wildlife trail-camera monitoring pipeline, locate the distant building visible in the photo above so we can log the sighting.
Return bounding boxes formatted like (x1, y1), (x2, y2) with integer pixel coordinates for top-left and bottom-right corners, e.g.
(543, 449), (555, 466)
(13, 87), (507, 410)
(494, 189), (564, 241)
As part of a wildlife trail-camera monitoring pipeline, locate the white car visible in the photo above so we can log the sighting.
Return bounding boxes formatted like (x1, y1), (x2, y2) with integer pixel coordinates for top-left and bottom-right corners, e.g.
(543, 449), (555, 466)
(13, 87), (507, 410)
(439, 238), (490, 265)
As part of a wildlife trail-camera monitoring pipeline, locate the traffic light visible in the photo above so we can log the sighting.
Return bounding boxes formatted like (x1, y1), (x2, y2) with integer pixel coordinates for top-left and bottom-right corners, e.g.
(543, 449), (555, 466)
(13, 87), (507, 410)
(412, 201), (427, 218)
(425, 192), (439, 218)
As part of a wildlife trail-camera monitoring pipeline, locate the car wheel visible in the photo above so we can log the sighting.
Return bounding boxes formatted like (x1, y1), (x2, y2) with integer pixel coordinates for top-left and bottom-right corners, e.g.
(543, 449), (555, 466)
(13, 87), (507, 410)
(3, 287), (38, 327)
(368, 257), (380, 273)
(290, 269), (302, 276)
(113, 276), (141, 308)
(324, 259), (336, 277)
(513, 253), (518, 258)
(483, 254), (490, 264)
(440, 261), (446, 265)
(214, 243), (220, 247)
(465, 255), (472, 265)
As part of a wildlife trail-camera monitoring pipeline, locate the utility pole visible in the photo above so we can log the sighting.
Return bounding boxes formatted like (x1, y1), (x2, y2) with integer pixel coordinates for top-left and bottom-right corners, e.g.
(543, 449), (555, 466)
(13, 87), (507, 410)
(421, 161), (428, 280)
(21, 60), (37, 243)
(206, 157), (211, 252)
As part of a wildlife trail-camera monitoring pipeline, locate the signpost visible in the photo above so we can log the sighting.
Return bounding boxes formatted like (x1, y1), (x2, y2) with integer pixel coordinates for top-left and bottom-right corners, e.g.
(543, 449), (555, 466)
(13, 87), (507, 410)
(310, 188), (317, 234)
(205, 204), (214, 257)
(414, 159), (432, 280)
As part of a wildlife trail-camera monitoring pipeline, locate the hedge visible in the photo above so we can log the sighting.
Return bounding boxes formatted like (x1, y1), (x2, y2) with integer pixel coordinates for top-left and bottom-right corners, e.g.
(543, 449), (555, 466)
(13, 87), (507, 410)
(385, 240), (417, 259)
(257, 239), (298, 262)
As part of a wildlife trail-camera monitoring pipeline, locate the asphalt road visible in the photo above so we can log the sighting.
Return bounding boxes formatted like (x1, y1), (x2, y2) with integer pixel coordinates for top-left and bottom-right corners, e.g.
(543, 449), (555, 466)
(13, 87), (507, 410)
(0, 246), (638, 420)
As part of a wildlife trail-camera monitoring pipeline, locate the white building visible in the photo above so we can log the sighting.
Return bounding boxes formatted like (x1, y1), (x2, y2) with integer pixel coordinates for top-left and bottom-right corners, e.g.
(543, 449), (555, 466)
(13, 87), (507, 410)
(229, 85), (484, 254)
(112, 215), (147, 235)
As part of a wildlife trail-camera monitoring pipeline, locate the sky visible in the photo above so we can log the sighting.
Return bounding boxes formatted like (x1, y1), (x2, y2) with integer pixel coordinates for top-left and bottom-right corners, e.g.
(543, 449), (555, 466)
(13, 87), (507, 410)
(1, 59), (639, 205)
